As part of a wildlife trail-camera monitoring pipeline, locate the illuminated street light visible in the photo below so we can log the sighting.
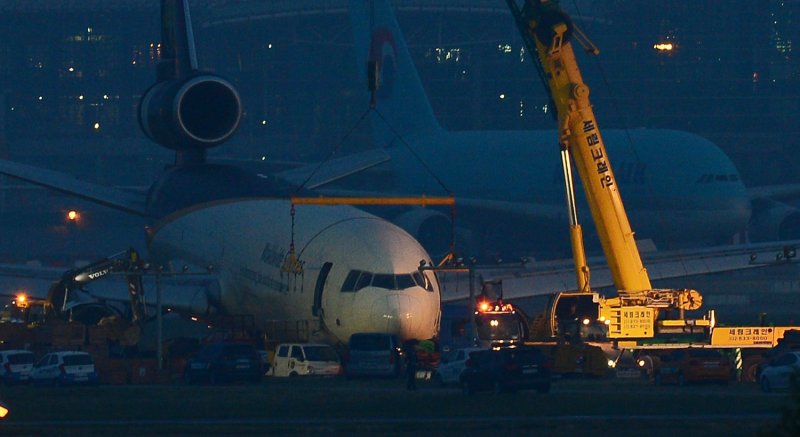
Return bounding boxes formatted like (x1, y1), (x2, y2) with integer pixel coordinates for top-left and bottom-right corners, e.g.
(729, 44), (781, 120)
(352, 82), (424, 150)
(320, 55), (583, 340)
(67, 210), (80, 221)
(653, 42), (674, 52)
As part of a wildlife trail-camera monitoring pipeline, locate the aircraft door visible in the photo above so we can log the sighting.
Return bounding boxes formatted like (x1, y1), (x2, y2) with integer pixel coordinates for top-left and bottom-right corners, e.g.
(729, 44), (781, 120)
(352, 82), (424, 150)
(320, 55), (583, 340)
(313, 262), (333, 317)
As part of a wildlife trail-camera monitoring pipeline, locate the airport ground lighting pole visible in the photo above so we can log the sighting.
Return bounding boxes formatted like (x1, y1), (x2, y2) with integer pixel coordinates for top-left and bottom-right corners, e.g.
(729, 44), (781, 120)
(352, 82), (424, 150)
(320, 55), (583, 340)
(156, 269), (162, 371)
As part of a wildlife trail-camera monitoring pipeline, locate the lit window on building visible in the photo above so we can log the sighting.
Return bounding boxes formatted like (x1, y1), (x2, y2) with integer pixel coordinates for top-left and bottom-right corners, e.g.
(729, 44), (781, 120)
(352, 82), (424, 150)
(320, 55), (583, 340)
(431, 47), (461, 64)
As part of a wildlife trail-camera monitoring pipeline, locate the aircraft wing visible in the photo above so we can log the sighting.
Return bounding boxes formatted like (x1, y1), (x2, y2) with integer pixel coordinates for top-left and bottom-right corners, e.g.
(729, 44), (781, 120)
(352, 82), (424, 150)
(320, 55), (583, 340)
(275, 148), (391, 190)
(749, 184), (800, 202)
(0, 159), (148, 216)
(438, 240), (800, 302)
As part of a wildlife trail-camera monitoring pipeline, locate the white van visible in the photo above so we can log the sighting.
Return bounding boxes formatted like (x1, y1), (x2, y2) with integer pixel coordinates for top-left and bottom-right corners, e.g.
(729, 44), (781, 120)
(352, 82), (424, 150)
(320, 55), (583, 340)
(270, 343), (341, 377)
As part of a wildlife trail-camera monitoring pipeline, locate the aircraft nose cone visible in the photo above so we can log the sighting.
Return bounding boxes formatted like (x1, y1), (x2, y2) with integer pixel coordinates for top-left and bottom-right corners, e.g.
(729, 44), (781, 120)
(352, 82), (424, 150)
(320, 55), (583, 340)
(377, 293), (425, 341)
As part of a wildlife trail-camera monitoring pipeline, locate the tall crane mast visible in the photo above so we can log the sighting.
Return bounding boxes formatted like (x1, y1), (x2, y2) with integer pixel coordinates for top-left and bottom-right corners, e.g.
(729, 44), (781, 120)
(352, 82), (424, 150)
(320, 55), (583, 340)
(506, 0), (705, 339)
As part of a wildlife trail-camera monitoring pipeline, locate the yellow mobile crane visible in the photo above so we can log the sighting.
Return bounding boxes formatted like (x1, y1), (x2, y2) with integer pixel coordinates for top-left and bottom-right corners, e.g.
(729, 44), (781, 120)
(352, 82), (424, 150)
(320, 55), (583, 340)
(505, 0), (798, 354)
(507, 0), (705, 341)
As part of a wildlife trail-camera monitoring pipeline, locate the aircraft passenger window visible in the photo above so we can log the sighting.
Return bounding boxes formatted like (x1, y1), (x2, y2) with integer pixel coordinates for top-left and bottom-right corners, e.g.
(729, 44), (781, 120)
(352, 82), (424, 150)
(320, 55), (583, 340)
(341, 270), (360, 292)
(396, 274), (415, 290)
(354, 272), (373, 291)
(372, 274), (395, 290)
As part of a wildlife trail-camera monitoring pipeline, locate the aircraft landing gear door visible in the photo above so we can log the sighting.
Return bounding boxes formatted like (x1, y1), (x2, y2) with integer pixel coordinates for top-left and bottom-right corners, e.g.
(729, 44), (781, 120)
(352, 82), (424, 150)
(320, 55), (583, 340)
(313, 262), (332, 317)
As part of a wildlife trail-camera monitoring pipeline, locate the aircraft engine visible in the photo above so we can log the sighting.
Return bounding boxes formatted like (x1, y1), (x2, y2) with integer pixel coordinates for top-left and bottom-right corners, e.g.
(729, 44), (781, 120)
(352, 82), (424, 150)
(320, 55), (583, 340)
(393, 208), (452, 257)
(139, 74), (242, 151)
(748, 199), (800, 242)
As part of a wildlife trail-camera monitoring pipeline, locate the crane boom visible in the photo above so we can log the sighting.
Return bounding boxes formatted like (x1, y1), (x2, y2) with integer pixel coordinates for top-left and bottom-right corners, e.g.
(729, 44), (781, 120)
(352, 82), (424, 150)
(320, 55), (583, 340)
(509, 0), (650, 292)
(507, 0), (710, 340)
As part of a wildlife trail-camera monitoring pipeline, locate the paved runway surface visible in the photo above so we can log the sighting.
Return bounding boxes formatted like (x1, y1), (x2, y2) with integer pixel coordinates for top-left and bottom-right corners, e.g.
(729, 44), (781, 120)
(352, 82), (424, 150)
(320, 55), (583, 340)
(0, 376), (795, 435)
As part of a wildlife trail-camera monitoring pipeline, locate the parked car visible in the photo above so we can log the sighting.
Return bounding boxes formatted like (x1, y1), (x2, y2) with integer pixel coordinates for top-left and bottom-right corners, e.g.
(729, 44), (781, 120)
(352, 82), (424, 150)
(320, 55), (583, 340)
(271, 343), (341, 377)
(0, 349), (35, 385)
(653, 348), (732, 386)
(435, 347), (482, 386)
(460, 346), (551, 394)
(759, 351), (800, 392)
(345, 333), (402, 378)
(30, 351), (98, 386)
(184, 342), (263, 384)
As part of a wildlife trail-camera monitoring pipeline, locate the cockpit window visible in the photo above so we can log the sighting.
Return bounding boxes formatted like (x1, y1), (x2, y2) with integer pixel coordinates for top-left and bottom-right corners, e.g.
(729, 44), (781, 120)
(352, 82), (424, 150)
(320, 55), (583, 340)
(372, 274), (395, 289)
(423, 271), (436, 292)
(341, 270), (360, 292)
(396, 274), (416, 289)
(355, 272), (373, 291)
(696, 174), (739, 183)
(340, 270), (436, 292)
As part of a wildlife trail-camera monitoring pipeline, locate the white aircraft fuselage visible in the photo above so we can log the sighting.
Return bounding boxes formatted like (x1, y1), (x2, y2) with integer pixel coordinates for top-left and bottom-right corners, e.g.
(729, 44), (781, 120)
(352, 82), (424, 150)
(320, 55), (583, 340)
(148, 198), (441, 343)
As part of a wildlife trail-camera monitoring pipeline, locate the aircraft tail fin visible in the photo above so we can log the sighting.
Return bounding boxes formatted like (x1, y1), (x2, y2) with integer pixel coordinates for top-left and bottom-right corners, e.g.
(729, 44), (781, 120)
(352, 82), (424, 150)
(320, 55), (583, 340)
(349, 0), (442, 146)
(159, 0), (198, 81)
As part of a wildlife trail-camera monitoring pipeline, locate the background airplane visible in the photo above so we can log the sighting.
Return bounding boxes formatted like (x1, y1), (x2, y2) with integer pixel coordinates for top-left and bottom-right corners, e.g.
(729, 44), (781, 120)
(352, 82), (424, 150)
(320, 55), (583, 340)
(0, 0), (441, 346)
(0, 0), (798, 343)
(296, 0), (797, 261)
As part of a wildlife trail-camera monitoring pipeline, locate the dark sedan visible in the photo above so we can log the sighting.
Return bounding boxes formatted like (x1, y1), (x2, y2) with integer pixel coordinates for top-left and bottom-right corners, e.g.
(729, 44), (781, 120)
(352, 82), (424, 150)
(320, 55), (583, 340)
(460, 346), (551, 394)
(184, 342), (263, 384)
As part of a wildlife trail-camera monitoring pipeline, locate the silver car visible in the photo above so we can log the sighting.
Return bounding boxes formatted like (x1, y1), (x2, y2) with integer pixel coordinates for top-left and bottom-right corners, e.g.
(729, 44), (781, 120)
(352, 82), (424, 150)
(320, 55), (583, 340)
(760, 351), (800, 392)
